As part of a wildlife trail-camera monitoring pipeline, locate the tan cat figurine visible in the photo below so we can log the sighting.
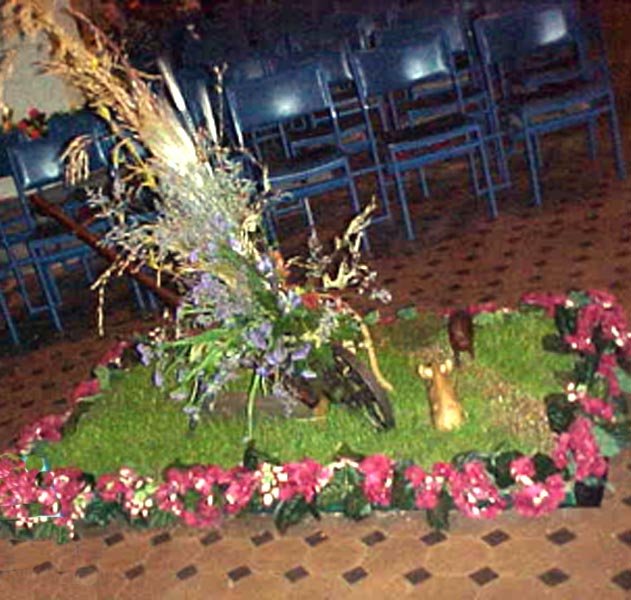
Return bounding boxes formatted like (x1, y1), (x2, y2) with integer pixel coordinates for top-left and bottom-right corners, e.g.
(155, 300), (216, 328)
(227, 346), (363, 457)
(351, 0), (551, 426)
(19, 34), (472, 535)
(418, 359), (465, 432)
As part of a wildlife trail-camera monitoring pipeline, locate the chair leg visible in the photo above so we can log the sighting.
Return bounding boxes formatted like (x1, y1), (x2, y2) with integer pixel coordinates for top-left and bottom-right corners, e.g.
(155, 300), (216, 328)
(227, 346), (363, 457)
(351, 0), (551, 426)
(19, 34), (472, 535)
(587, 118), (598, 161)
(376, 166), (391, 220)
(33, 261), (63, 332)
(478, 137), (499, 220)
(0, 287), (20, 345)
(608, 104), (627, 180)
(524, 131), (543, 207)
(418, 167), (430, 198)
(393, 168), (416, 241)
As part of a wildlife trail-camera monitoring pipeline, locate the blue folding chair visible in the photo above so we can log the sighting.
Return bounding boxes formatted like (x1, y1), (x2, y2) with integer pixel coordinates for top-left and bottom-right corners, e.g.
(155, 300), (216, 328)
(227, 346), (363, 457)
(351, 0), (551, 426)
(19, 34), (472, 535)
(474, 2), (627, 207)
(226, 63), (367, 248)
(349, 30), (498, 241)
(0, 250), (20, 345)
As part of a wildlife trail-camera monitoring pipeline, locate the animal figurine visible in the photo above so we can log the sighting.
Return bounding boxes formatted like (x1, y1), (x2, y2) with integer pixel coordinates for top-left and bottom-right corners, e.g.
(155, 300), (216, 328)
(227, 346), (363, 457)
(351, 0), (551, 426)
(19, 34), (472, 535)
(447, 310), (475, 367)
(418, 359), (465, 432)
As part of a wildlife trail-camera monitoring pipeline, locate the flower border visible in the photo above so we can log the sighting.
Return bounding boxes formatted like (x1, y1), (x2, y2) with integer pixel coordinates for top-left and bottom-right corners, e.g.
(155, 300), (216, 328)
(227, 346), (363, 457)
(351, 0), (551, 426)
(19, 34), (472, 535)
(1, 290), (629, 542)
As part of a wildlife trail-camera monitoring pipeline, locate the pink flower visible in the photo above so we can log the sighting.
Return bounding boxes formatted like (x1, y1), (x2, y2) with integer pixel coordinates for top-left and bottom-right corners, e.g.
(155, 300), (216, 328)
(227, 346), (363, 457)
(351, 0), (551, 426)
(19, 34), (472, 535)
(448, 462), (506, 519)
(358, 454), (395, 507)
(27, 108), (42, 119)
(467, 302), (498, 316)
(596, 353), (621, 397)
(512, 474), (567, 517)
(97, 341), (130, 367)
(405, 464), (445, 509)
(577, 393), (615, 421)
(68, 379), (100, 403)
(221, 467), (260, 515)
(520, 292), (567, 316)
(553, 418), (608, 481)
(509, 456), (536, 482)
(587, 290), (618, 308)
(279, 459), (331, 504)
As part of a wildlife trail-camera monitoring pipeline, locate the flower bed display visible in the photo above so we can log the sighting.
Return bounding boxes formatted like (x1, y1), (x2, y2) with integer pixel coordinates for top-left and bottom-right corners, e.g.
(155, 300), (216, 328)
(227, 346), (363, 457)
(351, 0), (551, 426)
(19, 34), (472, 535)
(1, 290), (629, 543)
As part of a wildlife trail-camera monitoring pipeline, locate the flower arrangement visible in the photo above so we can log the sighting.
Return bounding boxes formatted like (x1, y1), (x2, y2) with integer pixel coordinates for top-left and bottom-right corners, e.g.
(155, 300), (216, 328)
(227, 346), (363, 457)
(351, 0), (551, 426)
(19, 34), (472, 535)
(1, 290), (629, 542)
(1, 106), (48, 139)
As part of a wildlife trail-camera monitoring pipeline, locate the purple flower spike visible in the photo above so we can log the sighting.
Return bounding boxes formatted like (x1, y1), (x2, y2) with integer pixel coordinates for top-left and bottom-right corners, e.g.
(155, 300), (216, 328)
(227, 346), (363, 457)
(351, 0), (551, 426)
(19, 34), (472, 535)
(153, 370), (164, 388)
(136, 343), (153, 366)
(291, 343), (312, 362)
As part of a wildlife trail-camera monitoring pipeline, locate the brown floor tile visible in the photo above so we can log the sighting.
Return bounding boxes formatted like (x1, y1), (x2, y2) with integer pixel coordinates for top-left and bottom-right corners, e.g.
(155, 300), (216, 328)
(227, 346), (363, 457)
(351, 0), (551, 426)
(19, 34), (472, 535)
(303, 537), (366, 575)
(423, 537), (491, 576)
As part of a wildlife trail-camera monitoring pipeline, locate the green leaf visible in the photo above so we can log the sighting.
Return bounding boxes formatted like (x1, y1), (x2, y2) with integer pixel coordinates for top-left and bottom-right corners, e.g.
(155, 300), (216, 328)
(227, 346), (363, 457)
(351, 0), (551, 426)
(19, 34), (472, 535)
(84, 497), (123, 527)
(396, 306), (418, 320)
(147, 509), (178, 529)
(390, 463), (414, 509)
(614, 367), (631, 395)
(532, 453), (558, 481)
(274, 496), (313, 534)
(545, 394), (578, 434)
(593, 424), (626, 457)
(93, 365), (111, 391)
(332, 442), (365, 463)
(343, 487), (372, 520)
(426, 491), (451, 530)
(490, 451), (523, 489)
(242, 441), (279, 471)
(363, 310), (380, 326)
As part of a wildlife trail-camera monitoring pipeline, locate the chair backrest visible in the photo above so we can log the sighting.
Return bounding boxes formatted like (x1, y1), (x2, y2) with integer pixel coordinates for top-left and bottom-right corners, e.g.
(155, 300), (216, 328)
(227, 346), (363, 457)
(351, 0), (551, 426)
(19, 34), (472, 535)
(474, 2), (583, 67)
(320, 13), (375, 49)
(349, 29), (457, 101)
(378, 12), (469, 55)
(7, 137), (66, 194)
(46, 109), (109, 171)
(277, 48), (353, 87)
(224, 53), (277, 86)
(226, 63), (336, 142)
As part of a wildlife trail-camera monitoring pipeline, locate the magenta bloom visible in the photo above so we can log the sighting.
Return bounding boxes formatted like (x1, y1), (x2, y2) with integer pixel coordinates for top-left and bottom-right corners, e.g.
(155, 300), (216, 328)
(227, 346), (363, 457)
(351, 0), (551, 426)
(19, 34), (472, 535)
(448, 462), (506, 519)
(509, 456), (536, 481)
(97, 341), (130, 366)
(578, 393), (615, 421)
(596, 353), (621, 397)
(520, 292), (567, 316)
(359, 454), (395, 507)
(405, 464), (446, 509)
(69, 379), (101, 403)
(553, 418), (607, 481)
(279, 458), (331, 504)
(512, 474), (567, 517)
(221, 467), (260, 514)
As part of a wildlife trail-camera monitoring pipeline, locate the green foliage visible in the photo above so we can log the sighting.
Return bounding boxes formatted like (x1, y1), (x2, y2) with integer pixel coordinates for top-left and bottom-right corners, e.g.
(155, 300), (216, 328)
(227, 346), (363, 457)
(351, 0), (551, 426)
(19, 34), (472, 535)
(545, 394), (578, 433)
(426, 492), (453, 530)
(396, 306), (418, 320)
(274, 496), (320, 534)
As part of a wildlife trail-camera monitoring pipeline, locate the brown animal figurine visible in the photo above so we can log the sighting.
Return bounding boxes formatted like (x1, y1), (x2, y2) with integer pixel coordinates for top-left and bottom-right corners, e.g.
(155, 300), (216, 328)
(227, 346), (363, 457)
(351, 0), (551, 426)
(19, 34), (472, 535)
(418, 359), (465, 432)
(448, 310), (475, 367)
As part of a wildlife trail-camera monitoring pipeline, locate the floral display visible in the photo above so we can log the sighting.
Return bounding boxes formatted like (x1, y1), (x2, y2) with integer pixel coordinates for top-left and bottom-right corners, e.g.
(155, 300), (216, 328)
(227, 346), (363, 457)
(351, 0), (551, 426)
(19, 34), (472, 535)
(1, 291), (630, 542)
(1, 106), (48, 139)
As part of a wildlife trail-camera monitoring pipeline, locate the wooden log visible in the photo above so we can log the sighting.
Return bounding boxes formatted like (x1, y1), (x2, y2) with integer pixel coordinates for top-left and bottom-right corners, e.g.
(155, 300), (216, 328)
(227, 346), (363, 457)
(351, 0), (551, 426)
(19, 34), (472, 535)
(29, 193), (180, 308)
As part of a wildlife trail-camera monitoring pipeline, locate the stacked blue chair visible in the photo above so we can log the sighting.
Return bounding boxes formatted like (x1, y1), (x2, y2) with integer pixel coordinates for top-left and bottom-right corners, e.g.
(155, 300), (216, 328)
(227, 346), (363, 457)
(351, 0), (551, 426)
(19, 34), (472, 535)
(226, 63), (367, 248)
(0, 247), (20, 345)
(474, 1), (627, 207)
(349, 29), (498, 241)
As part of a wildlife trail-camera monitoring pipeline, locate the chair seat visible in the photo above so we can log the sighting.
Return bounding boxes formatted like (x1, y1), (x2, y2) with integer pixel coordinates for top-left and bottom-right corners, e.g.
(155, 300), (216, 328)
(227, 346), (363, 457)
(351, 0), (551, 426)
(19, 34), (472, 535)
(381, 112), (480, 150)
(267, 146), (349, 184)
(504, 79), (610, 122)
(290, 111), (367, 152)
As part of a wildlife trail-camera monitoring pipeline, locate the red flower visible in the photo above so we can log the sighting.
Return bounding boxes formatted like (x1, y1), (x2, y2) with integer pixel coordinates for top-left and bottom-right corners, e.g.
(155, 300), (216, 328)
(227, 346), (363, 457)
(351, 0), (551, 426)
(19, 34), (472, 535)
(358, 454), (394, 507)
(509, 456), (535, 482)
(520, 292), (567, 316)
(97, 341), (130, 367)
(278, 458), (331, 503)
(27, 108), (42, 119)
(28, 130), (41, 140)
(17, 120), (28, 131)
(300, 292), (320, 311)
(596, 352), (621, 397)
(467, 302), (498, 316)
(512, 474), (567, 517)
(448, 461), (506, 519)
(68, 379), (101, 403)
(221, 467), (260, 515)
